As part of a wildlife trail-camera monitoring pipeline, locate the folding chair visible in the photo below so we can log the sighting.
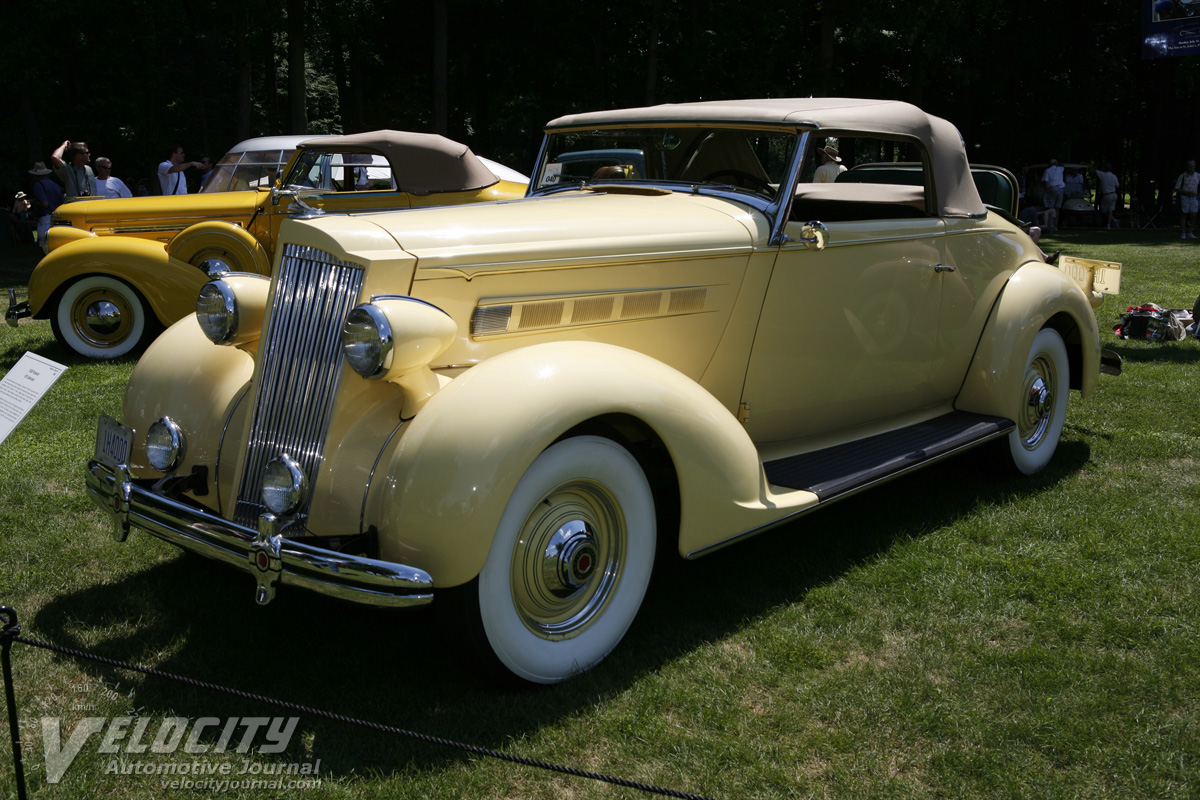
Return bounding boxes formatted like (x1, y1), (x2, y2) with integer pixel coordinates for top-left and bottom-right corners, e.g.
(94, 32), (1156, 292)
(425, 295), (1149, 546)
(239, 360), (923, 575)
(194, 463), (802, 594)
(1130, 197), (1159, 229)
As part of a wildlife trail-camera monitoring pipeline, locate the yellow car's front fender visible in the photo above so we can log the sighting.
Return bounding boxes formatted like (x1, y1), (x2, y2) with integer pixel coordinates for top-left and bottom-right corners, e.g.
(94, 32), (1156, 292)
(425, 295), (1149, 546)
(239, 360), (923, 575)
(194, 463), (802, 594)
(366, 341), (768, 587)
(167, 221), (272, 275)
(956, 261), (1100, 421)
(29, 236), (209, 327)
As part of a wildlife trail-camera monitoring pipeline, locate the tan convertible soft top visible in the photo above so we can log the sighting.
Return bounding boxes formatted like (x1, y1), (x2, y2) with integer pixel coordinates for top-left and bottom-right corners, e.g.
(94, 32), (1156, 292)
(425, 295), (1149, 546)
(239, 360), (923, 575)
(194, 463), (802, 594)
(545, 98), (985, 218)
(297, 130), (500, 194)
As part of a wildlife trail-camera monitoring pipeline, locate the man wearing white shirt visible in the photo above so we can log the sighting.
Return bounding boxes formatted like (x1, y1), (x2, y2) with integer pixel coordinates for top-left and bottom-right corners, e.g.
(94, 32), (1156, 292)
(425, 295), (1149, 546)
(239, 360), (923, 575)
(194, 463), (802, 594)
(158, 144), (205, 195)
(1175, 160), (1200, 239)
(1041, 159), (1065, 233)
(94, 157), (132, 199)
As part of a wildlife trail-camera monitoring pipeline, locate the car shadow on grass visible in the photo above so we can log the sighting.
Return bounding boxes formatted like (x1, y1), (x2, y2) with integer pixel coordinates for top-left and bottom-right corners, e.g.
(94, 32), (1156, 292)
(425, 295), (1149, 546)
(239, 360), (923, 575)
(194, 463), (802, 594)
(1103, 340), (1200, 365)
(22, 438), (1090, 781)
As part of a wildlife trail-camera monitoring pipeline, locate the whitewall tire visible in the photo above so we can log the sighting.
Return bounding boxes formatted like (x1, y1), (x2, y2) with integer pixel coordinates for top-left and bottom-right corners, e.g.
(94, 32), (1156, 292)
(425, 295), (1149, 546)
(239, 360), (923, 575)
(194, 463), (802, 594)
(475, 435), (657, 684)
(52, 275), (155, 359)
(1006, 328), (1069, 475)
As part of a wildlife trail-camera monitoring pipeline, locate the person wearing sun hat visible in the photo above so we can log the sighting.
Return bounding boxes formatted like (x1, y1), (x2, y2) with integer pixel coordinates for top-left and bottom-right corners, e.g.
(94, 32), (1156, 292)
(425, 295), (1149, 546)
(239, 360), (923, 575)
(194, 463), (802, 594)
(29, 161), (64, 245)
(814, 144), (847, 183)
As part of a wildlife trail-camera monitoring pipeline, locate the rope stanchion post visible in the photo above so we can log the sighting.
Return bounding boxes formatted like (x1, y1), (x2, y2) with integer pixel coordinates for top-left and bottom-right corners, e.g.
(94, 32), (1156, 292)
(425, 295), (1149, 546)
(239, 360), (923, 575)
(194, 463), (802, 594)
(0, 607), (28, 800)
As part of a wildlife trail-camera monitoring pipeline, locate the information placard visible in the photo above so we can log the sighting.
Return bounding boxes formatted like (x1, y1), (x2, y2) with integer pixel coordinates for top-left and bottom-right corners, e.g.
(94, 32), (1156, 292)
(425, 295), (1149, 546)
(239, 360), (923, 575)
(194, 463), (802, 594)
(0, 352), (68, 446)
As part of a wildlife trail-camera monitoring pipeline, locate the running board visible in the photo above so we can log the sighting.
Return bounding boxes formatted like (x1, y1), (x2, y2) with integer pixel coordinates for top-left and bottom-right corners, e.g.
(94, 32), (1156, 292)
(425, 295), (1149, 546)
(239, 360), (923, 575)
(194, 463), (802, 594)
(763, 411), (1014, 503)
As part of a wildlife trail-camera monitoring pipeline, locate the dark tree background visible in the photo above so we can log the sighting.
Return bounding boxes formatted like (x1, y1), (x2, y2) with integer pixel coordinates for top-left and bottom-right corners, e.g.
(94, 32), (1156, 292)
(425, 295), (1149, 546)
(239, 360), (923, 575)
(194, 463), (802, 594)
(0, 0), (1192, 208)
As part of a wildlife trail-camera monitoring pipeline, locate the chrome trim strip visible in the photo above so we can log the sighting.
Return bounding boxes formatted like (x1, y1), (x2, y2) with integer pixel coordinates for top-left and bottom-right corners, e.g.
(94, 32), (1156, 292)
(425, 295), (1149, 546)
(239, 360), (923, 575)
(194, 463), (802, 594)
(684, 425), (1013, 560)
(361, 418), (406, 533)
(88, 460), (433, 608)
(215, 385), (251, 513)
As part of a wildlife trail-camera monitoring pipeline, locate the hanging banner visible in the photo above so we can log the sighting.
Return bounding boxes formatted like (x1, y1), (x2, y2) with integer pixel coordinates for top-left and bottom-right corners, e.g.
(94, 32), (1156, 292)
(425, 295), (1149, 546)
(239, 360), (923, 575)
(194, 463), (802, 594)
(1144, 0), (1200, 58)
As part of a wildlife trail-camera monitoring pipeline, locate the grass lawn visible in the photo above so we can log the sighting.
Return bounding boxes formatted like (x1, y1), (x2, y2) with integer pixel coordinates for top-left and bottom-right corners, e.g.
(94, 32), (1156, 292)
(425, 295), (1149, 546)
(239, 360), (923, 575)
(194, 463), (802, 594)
(0, 229), (1198, 799)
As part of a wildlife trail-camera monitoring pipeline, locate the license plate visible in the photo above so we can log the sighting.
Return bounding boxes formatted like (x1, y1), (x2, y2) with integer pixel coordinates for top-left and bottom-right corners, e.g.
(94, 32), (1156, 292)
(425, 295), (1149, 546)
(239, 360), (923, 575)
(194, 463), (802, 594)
(95, 414), (133, 469)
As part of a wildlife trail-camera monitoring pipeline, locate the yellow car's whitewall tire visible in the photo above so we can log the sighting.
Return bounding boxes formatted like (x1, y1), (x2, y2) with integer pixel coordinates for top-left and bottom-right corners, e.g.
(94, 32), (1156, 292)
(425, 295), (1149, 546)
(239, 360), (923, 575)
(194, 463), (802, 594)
(476, 435), (656, 684)
(1006, 328), (1069, 475)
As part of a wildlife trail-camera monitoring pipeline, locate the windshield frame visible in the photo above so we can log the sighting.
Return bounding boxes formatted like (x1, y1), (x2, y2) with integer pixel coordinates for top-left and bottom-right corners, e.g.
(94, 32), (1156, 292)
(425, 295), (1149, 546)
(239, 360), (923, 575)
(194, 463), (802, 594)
(530, 123), (809, 243)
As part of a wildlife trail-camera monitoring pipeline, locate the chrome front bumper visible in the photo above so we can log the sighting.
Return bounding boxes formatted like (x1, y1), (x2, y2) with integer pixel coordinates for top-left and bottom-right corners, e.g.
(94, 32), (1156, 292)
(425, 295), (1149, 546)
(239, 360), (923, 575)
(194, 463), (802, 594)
(86, 460), (434, 609)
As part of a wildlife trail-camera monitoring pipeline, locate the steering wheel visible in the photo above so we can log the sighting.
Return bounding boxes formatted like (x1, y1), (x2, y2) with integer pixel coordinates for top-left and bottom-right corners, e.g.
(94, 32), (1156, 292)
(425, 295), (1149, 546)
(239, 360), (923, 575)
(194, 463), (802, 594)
(701, 170), (772, 193)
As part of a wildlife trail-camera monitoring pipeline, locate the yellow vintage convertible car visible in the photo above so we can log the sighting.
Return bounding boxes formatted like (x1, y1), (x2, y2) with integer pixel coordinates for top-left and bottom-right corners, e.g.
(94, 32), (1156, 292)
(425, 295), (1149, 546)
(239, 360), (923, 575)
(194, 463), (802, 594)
(6, 131), (527, 358)
(85, 98), (1121, 684)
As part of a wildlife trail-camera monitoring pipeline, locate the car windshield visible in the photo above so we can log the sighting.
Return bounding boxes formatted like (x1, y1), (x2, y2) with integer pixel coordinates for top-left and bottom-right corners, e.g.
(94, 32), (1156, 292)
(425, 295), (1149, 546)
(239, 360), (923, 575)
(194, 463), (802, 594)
(534, 126), (799, 201)
(200, 148), (294, 193)
(283, 151), (396, 192)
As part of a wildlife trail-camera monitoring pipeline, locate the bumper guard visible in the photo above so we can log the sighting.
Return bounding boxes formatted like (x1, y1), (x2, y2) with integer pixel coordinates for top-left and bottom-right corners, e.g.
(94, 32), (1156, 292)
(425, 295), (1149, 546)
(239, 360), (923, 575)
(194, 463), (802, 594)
(85, 460), (434, 609)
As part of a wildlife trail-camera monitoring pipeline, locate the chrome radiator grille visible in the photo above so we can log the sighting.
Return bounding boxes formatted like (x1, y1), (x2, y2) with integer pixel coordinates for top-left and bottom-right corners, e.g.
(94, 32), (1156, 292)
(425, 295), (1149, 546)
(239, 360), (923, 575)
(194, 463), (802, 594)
(234, 244), (366, 527)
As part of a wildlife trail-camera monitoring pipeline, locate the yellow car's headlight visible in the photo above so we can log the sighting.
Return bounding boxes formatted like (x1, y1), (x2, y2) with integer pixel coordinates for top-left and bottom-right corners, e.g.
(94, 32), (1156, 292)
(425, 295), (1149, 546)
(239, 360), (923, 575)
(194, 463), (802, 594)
(196, 274), (270, 348)
(341, 297), (457, 382)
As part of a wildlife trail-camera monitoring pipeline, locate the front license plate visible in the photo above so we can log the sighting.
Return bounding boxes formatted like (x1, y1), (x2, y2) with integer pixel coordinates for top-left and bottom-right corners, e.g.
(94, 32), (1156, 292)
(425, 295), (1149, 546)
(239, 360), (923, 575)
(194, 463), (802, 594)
(95, 414), (133, 469)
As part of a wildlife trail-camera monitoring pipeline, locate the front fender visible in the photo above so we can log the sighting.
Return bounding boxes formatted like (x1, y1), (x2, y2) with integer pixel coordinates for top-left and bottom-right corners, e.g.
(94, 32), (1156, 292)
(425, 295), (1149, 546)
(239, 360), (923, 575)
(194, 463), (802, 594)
(29, 236), (209, 327)
(366, 341), (767, 587)
(122, 314), (255, 505)
(167, 221), (271, 275)
(956, 261), (1100, 421)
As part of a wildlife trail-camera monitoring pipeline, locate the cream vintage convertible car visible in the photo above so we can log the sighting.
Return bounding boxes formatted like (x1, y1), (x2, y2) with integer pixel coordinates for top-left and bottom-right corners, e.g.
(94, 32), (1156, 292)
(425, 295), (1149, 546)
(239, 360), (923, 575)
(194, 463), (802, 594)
(6, 131), (527, 358)
(85, 98), (1121, 684)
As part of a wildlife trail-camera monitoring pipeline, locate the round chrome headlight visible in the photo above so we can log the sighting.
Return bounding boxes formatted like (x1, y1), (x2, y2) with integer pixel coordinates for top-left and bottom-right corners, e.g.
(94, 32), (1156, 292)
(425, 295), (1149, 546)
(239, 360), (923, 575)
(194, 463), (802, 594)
(342, 304), (394, 379)
(146, 417), (185, 473)
(261, 455), (307, 516)
(196, 281), (238, 344)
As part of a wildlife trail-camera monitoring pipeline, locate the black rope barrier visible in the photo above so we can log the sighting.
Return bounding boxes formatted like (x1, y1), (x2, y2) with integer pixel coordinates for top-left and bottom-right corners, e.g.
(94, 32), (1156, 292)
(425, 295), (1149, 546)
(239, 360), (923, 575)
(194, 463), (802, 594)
(0, 606), (716, 800)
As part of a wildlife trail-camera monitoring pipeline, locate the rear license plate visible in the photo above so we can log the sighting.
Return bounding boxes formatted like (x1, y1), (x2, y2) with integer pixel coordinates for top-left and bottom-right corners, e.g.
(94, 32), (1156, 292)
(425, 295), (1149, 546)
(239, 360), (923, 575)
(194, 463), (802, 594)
(95, 414), (133, 469)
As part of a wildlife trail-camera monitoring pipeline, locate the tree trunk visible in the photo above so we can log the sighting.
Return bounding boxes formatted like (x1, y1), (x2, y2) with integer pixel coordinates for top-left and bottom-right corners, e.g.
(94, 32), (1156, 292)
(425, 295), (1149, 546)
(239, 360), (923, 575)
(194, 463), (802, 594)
(288, 0), (308, 134)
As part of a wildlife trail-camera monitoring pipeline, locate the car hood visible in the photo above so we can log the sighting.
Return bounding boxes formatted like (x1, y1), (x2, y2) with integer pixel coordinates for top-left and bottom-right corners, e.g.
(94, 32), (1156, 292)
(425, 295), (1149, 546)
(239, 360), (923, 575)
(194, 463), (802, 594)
(54, 190), (264, 227)
(366, 190), (765, 280)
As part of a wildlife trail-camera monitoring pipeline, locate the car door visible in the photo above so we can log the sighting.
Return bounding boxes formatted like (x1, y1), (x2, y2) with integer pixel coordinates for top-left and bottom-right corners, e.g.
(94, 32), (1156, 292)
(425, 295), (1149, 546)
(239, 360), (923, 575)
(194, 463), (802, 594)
(740, 214), (949, 445)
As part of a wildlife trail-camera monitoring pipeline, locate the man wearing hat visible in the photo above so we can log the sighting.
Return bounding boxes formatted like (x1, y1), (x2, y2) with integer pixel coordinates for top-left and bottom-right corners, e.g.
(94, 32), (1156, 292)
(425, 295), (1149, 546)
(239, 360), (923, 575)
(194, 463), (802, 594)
(814, 145), (847, 183)
(29, 161), (64, 245)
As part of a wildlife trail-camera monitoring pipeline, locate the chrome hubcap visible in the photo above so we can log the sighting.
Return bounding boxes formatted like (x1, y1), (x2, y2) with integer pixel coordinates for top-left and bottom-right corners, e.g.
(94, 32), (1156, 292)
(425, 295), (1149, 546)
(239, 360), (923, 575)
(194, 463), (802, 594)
(72, 289), (133, 347)
(1018, 354), (1056, 449)
(511, 481), (623, 640)
(540, 519), (599, 597)
(85, 300), (122, 335)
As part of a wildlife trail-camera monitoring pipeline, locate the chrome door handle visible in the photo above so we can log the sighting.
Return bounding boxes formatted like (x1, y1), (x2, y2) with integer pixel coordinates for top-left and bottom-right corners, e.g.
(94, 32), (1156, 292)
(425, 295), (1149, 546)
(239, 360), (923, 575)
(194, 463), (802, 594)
(934, 264), (957, 273)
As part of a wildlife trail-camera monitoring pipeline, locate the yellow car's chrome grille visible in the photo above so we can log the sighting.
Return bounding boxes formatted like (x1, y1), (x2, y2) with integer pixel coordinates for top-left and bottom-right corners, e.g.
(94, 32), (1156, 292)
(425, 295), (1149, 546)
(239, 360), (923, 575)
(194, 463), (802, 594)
(234, 244), (365, 528)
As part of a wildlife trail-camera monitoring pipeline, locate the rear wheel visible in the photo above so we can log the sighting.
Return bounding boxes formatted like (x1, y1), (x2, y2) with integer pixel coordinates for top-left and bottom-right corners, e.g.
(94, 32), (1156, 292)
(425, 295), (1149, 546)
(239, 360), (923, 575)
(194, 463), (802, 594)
(1005, 328), (1069, 475)
(469, 435), (656, 685)
(51, 275), (158, 359)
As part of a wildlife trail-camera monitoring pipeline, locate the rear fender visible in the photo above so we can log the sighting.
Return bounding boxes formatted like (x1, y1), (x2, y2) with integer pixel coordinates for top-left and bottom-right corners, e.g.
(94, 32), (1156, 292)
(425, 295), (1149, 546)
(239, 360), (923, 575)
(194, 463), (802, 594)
(29, 236), (209, 327)
(366, 341), (767, 587)
(956, 261), (1100, 421)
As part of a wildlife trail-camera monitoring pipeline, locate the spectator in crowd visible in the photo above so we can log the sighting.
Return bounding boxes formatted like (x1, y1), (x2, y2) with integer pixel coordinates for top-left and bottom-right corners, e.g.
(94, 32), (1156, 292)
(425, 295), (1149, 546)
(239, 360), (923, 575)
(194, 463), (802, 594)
(10, 191), (35, 245)
(29, 161), (64, 244)
(1094, 162), (1120, 230)
(50, 139), (97, 198)
(93, 157), (133, 198)
(813, 145), (847, 183)
(134, 179), (151, 197)
(158, 144), (205, 195)
(199, 155), (214, 188)
(1175, 159), (1200, 239)
(1041, 159), (1065, 233)
(1064, 167), (1085, 199)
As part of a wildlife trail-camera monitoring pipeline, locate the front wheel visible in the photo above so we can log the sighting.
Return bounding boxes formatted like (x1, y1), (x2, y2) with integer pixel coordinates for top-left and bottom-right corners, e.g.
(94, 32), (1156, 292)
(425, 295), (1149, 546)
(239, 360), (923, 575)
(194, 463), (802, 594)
(470, 435), (657, 685)
(51, 275), (158, 359)
(1005, 328), (1069, 475)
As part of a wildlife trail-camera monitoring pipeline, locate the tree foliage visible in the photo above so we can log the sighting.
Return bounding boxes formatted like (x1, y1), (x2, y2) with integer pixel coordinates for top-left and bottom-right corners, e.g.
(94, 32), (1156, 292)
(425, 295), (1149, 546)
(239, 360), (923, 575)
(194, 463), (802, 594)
(0, 0), (1189, 205)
